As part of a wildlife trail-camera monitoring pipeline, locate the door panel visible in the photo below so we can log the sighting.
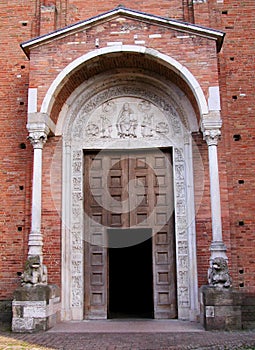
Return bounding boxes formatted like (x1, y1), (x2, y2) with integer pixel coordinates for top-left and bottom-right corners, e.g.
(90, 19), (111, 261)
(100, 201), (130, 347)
(84, 149), (176, 319)
(84, 153), (107, 319)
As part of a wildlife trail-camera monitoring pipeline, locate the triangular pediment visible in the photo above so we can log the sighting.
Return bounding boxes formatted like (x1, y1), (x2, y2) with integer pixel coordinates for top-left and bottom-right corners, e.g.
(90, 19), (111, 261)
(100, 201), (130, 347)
(21, 6), (224, 57)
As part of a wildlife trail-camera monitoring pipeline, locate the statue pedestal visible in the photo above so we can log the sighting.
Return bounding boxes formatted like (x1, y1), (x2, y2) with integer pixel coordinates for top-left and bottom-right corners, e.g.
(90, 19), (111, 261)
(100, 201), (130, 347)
(200, 286), (242, 331)
(12, 285), (60, 333)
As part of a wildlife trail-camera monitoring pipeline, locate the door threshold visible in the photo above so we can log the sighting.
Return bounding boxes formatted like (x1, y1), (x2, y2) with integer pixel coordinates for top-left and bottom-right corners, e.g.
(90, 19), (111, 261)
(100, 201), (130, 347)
(109, 312), (154, 319)
(48, 319), (204, 333)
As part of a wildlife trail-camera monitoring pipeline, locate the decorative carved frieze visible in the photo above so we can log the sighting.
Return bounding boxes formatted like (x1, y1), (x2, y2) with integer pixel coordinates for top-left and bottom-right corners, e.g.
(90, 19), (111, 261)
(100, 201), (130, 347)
(173, 147), (190, 309)
(179, 287), (189, 306)
(67, 86), (188, 144)
(71, 149), (83, 308)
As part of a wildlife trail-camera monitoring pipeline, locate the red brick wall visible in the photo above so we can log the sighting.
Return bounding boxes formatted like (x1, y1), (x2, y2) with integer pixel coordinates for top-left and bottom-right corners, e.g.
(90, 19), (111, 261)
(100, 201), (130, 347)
(0, 0), (254, 301)
(197, 0), (255, 292)
(66, 0), (185, 23)
(28, 20), (219, 120)
(0, 1), (35, 299)
(41, 136), (62, 287)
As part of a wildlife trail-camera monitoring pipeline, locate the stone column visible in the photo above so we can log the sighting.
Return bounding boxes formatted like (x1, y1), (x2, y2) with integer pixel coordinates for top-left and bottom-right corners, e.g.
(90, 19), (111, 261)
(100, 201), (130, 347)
(12, 118), (61, 333)
(201, 116), (227, 261)
(199, 116), (233, 331)
(27, 123), (49, 261)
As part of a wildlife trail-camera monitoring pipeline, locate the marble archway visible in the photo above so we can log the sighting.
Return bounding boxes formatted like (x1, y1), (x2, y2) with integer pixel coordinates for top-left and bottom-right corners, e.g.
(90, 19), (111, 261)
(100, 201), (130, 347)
(57, 69), (200, 321)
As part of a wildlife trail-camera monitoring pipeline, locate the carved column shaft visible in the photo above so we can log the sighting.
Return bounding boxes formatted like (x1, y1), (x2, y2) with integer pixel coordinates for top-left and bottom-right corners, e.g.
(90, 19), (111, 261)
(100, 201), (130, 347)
(27, 126), (49, 260)
(202, 124), (227, 260)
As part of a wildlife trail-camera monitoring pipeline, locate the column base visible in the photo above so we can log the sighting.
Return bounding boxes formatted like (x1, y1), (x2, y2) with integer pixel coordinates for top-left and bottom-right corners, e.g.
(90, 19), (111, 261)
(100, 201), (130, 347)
(12, 284), (61, 333)
(210, 241), (227, 260)
(200, 286), (242, 331)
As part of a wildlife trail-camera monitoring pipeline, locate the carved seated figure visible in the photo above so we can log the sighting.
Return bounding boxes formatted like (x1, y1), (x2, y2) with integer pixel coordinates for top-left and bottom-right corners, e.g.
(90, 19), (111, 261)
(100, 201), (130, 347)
(208, 257), (232, 288)
(21, 255), (47, 287)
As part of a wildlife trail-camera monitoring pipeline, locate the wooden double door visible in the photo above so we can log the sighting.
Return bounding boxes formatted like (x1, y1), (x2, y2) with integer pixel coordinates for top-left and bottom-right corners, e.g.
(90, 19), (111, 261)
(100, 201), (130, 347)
(84, 149), (177, 319)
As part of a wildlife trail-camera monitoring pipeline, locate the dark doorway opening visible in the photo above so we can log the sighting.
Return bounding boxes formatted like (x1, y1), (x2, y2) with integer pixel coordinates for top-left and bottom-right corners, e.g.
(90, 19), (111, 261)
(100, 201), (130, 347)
(108, 228), (154, 319)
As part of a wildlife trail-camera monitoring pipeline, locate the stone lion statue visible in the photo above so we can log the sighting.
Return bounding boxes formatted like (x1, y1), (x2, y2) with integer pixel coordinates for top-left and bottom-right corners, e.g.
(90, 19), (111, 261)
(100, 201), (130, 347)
(21, 255), (47, 287)
(208, 257), (232, 288)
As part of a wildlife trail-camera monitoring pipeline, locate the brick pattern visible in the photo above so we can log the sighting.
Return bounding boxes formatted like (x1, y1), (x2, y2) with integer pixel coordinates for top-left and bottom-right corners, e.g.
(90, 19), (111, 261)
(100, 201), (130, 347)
(0, 1), (34, 299)
(29, 21), (218, 122)
(0, 0), (254, 301)
(208, 0), (255, 292)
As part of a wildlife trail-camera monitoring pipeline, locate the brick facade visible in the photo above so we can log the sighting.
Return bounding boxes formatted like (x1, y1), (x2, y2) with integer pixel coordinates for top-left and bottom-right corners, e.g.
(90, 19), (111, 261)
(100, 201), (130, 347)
(0, 0), (254, 317)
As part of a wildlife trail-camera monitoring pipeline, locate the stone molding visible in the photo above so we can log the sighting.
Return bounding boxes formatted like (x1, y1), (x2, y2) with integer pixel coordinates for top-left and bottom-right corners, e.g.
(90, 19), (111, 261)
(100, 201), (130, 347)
(40, 46), (209, 117)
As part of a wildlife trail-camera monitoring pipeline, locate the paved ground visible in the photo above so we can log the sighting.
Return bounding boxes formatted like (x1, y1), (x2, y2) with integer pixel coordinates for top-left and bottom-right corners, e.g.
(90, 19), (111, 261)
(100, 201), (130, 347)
(1, 320), (255, 350)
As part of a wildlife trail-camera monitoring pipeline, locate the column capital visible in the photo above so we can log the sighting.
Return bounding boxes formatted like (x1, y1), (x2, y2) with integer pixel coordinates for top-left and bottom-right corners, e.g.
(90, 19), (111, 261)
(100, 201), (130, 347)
(200, 111), (222, 146)
(27, 122), (50, 149)
(202, 128), (221, 146)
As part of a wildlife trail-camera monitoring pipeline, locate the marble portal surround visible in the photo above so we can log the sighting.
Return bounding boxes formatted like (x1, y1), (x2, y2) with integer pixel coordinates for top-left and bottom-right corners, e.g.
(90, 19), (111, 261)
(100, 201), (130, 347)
(57, 73), (200, 321)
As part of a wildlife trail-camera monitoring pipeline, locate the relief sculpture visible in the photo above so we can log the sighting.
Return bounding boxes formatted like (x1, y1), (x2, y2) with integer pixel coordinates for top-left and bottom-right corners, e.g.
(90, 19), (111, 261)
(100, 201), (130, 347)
(21, 255), (47, 287)
(208, 257), (232, 288)
(100, 101), (115, 138)
(116, 102), (138, 138)
(139, 100), (154, 137)
(78, 97), (178, 141)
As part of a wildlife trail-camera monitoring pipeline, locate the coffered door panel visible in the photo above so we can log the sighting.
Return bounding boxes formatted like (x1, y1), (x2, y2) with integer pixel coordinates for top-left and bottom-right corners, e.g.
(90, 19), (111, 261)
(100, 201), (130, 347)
(84, 149), (176, 319)
(84, 152), (107, 319)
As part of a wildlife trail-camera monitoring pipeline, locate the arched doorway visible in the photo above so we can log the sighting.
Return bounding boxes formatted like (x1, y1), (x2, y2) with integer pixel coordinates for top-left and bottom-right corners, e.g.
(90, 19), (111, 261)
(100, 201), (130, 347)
(48, 48), (201, 321)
